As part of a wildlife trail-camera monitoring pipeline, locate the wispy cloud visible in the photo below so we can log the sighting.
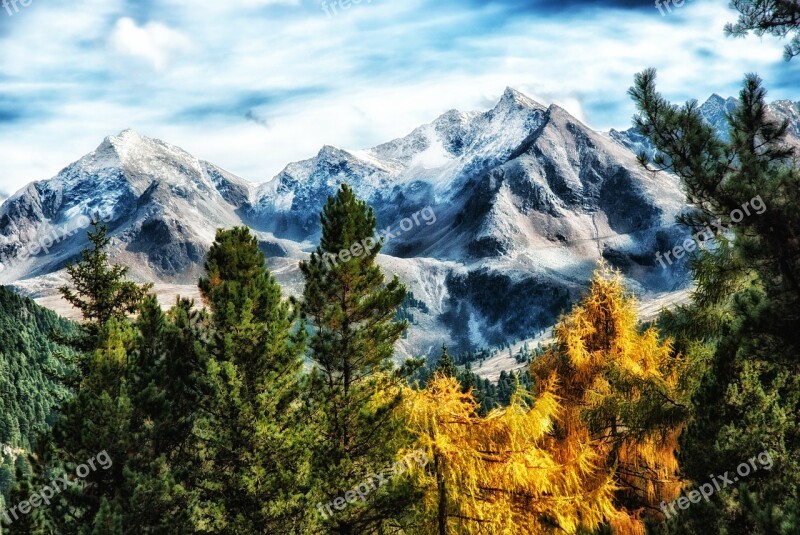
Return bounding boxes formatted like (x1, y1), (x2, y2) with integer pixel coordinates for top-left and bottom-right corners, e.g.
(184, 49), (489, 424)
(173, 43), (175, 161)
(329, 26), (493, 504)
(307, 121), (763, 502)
(0, 0), (791, 195)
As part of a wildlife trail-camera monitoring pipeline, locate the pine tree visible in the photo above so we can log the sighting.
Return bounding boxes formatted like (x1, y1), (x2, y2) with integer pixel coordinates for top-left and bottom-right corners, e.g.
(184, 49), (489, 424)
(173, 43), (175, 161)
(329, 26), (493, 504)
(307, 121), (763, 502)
(629, 70), (800, 533)
(530, 265), (690, 534)
(194, 227), (306, 533)
(726, 0), (800, 60)
(59, 222), (151, 354)
(14, 221), (156, 534)
(41, 317), (136, 534)
(18, 223), (204, 534)
(299, 184), (418, 534)
(434, 345), (457, 378)
(3, 459), (42, 534)
(123, 296), (206, 534)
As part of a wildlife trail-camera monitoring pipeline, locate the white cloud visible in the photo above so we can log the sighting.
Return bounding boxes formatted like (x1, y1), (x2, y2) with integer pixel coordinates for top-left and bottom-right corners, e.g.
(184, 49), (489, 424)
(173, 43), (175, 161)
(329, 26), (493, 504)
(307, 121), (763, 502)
(109, 18), (191, 70)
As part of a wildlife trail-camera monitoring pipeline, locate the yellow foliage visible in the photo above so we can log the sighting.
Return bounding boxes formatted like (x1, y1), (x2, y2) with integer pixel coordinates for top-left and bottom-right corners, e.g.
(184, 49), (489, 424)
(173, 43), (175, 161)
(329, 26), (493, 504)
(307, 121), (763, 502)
(531, 264), (686, 533)
(401, 374), (618, 534)
(400, 264), (687, 533)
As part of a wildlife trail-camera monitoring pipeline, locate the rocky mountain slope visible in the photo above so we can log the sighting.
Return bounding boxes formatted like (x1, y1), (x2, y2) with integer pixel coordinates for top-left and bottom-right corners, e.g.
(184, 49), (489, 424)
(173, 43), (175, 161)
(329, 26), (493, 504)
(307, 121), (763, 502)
(3, 89), (795, 357)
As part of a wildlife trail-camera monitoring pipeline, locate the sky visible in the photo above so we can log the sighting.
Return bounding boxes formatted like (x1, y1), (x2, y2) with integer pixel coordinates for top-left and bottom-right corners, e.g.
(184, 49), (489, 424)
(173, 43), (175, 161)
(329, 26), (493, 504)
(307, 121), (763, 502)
(0, 0), (796, 195)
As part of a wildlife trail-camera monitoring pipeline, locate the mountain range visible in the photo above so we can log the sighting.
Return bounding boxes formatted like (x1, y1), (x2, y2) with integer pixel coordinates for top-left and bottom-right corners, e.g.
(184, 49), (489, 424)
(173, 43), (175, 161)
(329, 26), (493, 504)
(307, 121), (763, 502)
(2, 88), (797, 357)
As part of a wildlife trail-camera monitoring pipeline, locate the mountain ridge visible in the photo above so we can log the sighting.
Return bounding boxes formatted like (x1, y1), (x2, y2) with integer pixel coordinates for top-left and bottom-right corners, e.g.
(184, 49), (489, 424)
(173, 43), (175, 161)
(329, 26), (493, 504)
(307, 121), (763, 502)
(4, 89), (792, 356)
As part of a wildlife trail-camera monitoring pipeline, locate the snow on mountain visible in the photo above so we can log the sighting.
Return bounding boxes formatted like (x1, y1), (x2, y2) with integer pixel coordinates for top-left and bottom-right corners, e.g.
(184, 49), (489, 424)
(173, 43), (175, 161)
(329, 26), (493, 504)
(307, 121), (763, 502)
(609, 93), (800, 156)
(249, 87), (549, 240)
(697, 94), (739, 137)
(769, 99), (800, 146)
(0, 129), (254, 283)
(8, 88), (786, 356)
(240, 88), (693, 355)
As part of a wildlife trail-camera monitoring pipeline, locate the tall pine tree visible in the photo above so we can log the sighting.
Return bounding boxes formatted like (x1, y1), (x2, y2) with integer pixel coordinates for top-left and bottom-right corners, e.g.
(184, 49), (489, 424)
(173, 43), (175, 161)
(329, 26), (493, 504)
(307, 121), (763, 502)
(14, 222), (152, 534)
(629, 70), (800, 533)
(530, 265), (691, 534)
(299, 184), (419, 534)
(11, 223), (201, 534)
(194, 226), (306, 534)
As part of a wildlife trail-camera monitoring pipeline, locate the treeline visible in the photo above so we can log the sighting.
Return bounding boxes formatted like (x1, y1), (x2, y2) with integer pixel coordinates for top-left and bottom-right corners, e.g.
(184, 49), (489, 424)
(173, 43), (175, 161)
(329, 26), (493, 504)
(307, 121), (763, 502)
(414, 346), (532, 415)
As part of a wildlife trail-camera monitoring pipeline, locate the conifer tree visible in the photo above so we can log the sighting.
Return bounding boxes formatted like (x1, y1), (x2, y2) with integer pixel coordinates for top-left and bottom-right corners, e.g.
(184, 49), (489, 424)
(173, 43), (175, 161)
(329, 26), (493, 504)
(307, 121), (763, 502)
(530, 265), (690, 534)
(16, 223), (201, 534)
(299, 184), (418, 534)
(11, 221), (155, 534)
(59, 221), (151, 354)
(434, 344), (457, 378)
(726, 0), (800, 60)
(123, 296), (206, 534)
(194, 226), (306, 533)
(4, 461), (42, 534)
(629, 69), (800, 533)
(401, 374), (617, 534)
(40, 317), (136, 534)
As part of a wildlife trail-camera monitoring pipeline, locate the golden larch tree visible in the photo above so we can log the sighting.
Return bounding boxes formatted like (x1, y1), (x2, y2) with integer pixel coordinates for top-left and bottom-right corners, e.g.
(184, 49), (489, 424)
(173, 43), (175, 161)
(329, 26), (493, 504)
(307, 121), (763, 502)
(531, 264), (689, 534)
(400, 374), (619, 534)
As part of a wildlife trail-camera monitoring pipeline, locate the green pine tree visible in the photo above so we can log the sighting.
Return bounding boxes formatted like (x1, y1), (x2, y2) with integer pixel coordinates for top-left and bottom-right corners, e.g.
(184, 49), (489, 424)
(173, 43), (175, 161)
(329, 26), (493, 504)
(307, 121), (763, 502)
(194, 226), (306, 534)
(630, 69), (800, 534)
(434, 344), (457, 378)
(41, 317), (136, 535)
(59, 222), (151, 354)
(121, 296), (206, 534)
(726, 0), (800, 60)
(11, 221), (152, 534)
(18, 222), (197, 535)
(299, 184), (419, 534)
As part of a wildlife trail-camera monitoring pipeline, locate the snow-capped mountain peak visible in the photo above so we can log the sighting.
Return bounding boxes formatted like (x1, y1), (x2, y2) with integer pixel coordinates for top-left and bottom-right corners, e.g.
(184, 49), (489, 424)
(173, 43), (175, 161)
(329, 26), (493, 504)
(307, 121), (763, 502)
(494, 86), (547, 113)
(697, 94), (738, 136)
(0, 129), (253, 283)
(252, 87), (553, 227)
(610, 93), (740, 154)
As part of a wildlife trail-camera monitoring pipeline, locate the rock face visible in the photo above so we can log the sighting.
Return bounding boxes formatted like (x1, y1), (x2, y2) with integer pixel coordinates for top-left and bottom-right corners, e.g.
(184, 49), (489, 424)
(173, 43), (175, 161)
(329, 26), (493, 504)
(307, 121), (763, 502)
(0, 130), (252, 283)
(4, 90), (796, 356)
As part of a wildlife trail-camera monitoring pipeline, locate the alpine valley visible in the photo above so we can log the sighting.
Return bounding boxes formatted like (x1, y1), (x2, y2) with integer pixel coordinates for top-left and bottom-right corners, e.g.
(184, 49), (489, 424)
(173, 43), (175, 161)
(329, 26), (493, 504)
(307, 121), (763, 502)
(2, 89), (797, 360)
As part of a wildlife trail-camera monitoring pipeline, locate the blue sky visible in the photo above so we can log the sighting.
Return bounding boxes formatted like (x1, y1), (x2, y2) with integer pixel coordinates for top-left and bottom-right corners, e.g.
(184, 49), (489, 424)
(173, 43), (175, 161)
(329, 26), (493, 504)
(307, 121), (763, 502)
(0, 0), (795, 194)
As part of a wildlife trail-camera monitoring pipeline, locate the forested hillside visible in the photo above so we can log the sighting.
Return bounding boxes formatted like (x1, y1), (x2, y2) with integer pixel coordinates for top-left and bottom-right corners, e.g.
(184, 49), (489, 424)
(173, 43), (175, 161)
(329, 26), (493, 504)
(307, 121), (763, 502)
(0, 286), (74, 511)
(0, 287), (74, 449)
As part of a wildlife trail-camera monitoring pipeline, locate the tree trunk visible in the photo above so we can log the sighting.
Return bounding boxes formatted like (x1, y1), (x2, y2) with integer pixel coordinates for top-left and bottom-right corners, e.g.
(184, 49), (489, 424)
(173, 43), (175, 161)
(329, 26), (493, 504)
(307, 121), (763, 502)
(435, 451), (447, 535)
